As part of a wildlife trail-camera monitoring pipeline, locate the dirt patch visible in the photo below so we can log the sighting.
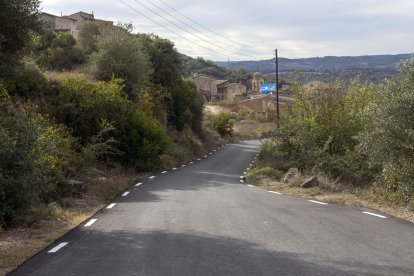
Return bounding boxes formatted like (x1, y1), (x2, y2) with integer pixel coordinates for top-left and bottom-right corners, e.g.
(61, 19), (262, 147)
(204, 104), (226, 115)
(233, 120), (276, 140)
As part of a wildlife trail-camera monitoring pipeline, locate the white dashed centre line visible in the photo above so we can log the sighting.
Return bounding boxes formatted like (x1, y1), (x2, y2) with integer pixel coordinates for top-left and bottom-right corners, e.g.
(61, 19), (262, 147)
(190, 162), (194, 164)
(172, 167), (177, 170)
(197, 159), (201, 161)
(161, 171), (167, 174)
(204, 155), (207, 158)
(135, 182), (142, 187)
(181, 165), (186, 167)
(149, 176), (156, 179)
(84, 219), (98, 227)
(48, 242), (68, 253)
(106, 203), (116, 209)
(269, 191), (282, 195)
(363, 212), (387, 219)
(122, 191), (130, 197)
(308, 200), (328, 205)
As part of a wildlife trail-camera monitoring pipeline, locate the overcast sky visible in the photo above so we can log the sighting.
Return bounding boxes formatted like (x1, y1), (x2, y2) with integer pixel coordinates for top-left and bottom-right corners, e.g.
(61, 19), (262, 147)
(41, 0), (414, 61)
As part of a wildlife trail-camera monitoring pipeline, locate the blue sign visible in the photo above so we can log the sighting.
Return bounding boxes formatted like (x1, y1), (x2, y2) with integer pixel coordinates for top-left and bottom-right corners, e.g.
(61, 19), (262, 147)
(261, 83), (277, 94)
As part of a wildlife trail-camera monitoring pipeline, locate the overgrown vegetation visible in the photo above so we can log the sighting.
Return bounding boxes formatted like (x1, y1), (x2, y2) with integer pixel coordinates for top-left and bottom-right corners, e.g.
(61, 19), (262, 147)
(0, 0), (207, 227)
(213, 112), (234, 136)
(258, 58), (414, 206)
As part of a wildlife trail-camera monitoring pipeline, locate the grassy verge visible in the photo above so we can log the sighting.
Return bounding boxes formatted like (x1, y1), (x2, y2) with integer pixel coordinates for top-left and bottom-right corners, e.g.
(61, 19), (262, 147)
(0, 164), (140, 275)
(246, 169), (414, 224)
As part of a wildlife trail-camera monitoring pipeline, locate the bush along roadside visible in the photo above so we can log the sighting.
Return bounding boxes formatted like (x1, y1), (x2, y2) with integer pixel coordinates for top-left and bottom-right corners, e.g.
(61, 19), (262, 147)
(248, 59), (414, 217)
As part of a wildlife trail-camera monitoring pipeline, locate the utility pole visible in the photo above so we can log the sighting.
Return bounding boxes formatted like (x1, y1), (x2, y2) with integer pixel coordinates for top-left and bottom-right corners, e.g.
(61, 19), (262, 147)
(275, 49), (280, 128)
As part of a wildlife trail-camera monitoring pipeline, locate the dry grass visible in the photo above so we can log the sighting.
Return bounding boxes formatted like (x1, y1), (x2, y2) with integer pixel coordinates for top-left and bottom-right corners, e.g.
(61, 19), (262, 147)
(233, 120), (277, 140)
(250, 175), (414, 224)
(0, 165), (140, 275)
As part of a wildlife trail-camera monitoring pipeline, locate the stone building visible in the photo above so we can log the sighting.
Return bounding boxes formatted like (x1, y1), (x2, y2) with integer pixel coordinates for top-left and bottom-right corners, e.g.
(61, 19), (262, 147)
(192, 75), (217, 101)
(251, 72), (265, 93)
(192, 74), (247, 102)
(40, 11), (114, 38)
(226, 83), (247, 101)
(211, 80), (229, 101)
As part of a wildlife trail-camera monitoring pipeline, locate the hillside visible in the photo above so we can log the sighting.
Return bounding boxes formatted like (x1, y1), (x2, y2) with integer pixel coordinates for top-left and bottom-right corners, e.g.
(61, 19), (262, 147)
(215, 54), (412, 83)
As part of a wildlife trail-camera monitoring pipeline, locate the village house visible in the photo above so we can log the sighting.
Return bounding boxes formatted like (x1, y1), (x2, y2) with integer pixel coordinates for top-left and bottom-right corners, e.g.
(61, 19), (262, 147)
(192, 74), (247, 102)
(251, 72), (265, 93)
(40, 11), (114, 38)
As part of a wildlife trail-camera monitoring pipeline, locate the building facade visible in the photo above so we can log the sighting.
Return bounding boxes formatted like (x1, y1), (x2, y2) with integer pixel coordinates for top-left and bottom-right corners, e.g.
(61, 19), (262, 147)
(192, 74), (247, 102)
(251, 72), (265, 93)
(40, 11), (114, 38)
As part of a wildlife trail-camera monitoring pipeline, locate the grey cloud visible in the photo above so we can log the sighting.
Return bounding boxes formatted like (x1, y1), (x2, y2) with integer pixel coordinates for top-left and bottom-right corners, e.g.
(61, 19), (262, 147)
(41, 0), (414, 60)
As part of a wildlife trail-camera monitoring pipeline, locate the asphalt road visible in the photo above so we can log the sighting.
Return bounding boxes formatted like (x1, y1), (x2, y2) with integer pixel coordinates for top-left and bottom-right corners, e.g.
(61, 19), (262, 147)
(10, 141), (414, 275)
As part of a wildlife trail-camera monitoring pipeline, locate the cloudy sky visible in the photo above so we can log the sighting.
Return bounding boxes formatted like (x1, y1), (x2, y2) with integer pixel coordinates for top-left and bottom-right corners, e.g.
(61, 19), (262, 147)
(41, 0), (414, 61)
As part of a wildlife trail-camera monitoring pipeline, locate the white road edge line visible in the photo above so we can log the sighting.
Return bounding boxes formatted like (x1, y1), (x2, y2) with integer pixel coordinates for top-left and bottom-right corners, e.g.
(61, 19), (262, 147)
(204, 155), (207, 158)
(240, 180), (244, 183)
(247, 184), (255, 188)
(173, 167), (177, 170)
(48, 242), (68, 253)
(84, 219), (98, 227)
(135, 182), (142, 187)
(363, 212), (387, 219)
(149, 176), (156, 179)
(308, 200), (328, 205)
(240, 176), (244, 179)
(269, 191), (282, 195)
(122, 191), (130, 197)
(161, 171), (167, 174)
(106, 203), (116, 209)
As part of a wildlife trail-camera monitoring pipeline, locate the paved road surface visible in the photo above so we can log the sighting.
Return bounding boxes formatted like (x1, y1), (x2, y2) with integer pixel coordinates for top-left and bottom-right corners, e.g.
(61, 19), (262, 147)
(10, 141), (414, 275)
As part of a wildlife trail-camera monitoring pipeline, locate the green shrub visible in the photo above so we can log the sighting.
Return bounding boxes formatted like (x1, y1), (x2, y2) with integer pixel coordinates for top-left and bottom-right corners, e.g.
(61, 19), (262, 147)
(54, 74), (169, 170)
(90, 32), (152, 94)
(1, 61), (49, 98)
(116, 109), (170, 171)
(358, 58), (414, 202)
(171, 80), (204, 132)
(267, 78), (376, 184)
(33, 32), (86, 71)
(213, 112), (234, 136)
(0, 86), (76, 225)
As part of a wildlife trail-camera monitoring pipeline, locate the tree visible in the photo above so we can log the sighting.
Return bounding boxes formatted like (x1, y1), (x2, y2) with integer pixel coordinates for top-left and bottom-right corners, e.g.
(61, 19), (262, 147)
(171, 80), (204, 132)
(136, 33), (182, 89)
(0, 0), (41, 65)
(90, 32), (152, 95)
(358, 58), (414, 202)
(78, 22), (101, 55)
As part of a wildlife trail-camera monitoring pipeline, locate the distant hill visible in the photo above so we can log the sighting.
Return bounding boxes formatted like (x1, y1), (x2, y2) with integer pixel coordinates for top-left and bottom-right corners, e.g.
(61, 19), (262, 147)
(215, 54), (411, 72)
(214, 54), (412, 83)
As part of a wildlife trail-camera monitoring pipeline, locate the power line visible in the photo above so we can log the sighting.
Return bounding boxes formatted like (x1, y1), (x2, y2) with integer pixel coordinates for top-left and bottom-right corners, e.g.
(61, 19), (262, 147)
(118, 0), (248, 61)
(156, 0), (273, 52)
(130, 0), (268, 60)
(144, 0), (269, 56)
